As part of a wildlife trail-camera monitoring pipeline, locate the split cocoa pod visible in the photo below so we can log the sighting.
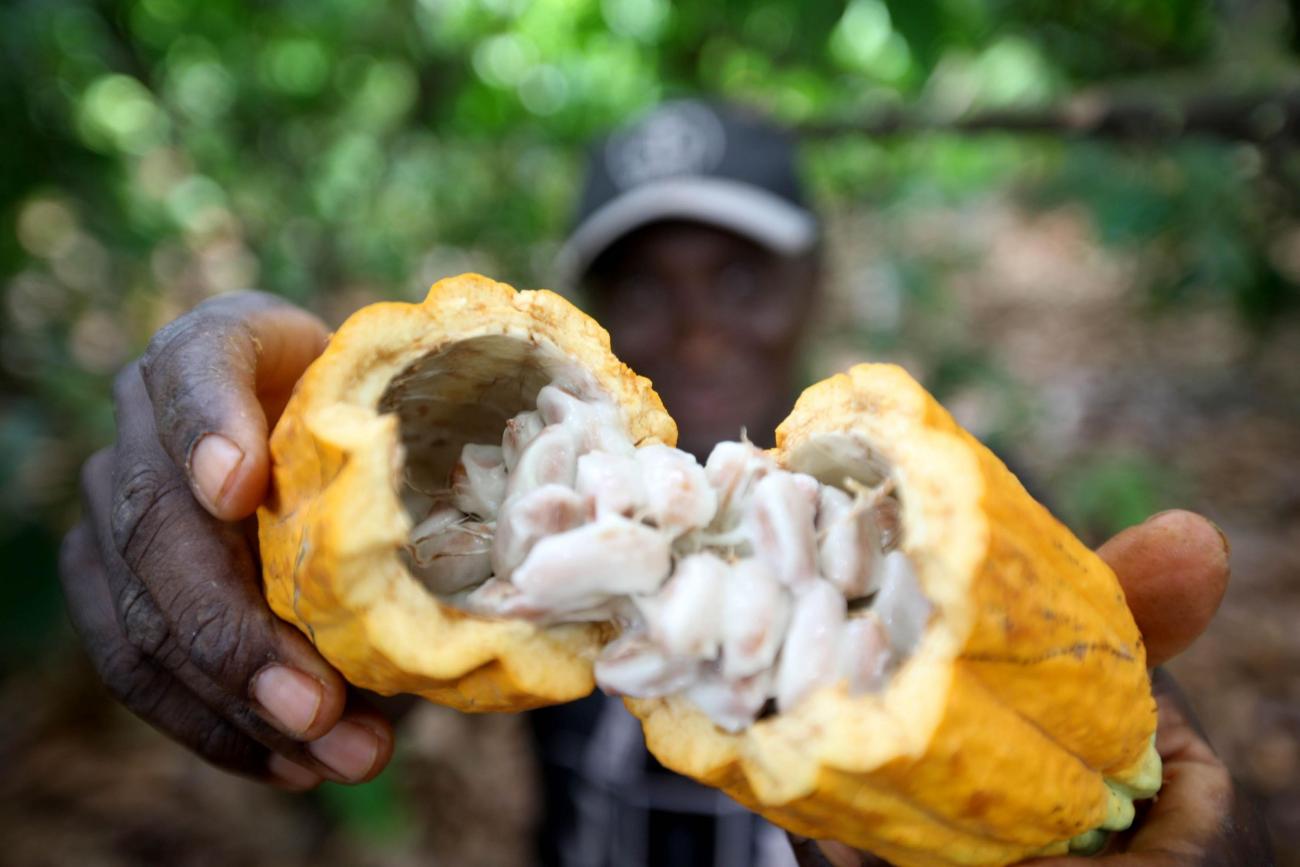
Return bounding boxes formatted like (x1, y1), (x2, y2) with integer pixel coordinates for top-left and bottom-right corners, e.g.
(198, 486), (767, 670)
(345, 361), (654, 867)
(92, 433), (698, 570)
(258, 273), (1161, 866)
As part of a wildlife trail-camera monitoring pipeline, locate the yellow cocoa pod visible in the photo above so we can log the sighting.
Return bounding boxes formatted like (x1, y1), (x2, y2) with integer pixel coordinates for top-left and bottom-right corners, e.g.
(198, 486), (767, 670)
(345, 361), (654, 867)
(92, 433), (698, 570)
(259, 274), (674, 709)
(259, 274), (1159, 866)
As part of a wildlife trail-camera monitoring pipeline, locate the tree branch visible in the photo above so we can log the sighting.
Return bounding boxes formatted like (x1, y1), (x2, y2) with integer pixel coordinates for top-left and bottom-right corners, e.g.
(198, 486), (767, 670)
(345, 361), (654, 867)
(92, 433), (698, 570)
(799, 89), (1300, 145)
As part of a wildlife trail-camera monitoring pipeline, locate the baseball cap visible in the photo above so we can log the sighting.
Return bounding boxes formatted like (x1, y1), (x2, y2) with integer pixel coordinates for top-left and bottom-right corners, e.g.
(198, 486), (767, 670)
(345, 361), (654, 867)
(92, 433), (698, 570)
(557, 99), (819, 284)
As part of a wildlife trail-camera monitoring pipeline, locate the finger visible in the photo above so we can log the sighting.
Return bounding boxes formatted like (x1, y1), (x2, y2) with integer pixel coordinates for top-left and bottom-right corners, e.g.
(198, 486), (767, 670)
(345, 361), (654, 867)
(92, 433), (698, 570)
(1096, 510), (1230, 667)
(790, 836), (839, 866)
(59, 518), (270, 778)
(306, 704), (395, 785)
(64, 516), (326, 791)
(138, 291), (328, 520)
(791, 836), (888, 867)
(267, 753), (325, 792)
(110, 364), (347, 734)
(804, 512), (1237, 867)
(1123, 684), (1232, 860)
(1123, 671), (1272, 865)
(96, 383), (395, 784)
(84, 440), (317, 760)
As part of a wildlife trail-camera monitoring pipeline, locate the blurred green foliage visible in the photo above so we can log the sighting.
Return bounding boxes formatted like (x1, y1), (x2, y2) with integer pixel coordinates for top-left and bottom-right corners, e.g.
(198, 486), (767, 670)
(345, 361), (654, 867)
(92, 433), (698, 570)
(1, 0), (1298, 666)
(1057, 451), (1190, 540)
(317, 765), (416, 845)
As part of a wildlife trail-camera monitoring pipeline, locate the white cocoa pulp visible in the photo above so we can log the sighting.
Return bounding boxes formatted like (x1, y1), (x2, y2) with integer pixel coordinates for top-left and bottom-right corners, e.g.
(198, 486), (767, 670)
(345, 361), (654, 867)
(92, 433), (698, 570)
(402, 383), (932, 732)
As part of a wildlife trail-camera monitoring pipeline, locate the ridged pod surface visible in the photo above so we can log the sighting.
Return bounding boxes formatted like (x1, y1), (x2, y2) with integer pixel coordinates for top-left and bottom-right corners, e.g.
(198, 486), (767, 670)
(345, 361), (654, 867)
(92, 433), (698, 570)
(626, 364), (1160, 865)
(259, 274), (1159, 865)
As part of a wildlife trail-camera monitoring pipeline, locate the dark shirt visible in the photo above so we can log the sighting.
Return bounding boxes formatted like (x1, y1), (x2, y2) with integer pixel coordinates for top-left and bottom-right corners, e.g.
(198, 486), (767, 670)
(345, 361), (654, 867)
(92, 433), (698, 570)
(529, 693), (796, 867)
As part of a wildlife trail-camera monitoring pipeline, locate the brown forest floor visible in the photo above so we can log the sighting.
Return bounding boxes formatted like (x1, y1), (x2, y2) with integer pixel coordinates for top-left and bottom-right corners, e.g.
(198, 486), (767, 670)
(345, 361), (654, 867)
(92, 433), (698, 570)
(1, 203), (1296, 864)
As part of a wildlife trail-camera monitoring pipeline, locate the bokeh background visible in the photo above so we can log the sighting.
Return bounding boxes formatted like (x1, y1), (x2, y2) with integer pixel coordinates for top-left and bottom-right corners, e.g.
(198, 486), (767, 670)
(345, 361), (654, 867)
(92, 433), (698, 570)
(2, 0), (1299, 863)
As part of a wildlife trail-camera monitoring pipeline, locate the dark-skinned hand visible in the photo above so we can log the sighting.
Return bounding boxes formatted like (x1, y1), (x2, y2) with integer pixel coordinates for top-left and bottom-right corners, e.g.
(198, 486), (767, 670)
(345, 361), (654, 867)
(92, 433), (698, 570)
(792, 511), (1275, 866)
(59, 292), (393, 791)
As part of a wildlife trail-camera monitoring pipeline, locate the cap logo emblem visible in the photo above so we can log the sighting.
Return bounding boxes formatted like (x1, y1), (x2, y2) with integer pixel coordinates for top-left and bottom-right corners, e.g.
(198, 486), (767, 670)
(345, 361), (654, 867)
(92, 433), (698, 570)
(605, 101), (726, 190)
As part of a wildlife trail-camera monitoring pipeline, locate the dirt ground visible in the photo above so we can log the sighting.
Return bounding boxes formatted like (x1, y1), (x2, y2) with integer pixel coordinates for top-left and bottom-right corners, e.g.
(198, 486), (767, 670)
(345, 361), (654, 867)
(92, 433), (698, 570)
(2, 203), (1295, 864)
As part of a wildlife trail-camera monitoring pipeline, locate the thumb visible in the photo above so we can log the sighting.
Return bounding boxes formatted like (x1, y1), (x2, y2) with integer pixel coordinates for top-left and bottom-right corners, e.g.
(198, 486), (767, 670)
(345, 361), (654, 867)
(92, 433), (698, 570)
(1096, 510), (1230, 668)
(138, 291), (328, 521)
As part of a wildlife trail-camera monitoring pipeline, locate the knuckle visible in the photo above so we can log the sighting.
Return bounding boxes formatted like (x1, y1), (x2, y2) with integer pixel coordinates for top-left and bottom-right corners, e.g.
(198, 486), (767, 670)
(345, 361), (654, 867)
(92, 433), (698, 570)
(139, 315), (207, 395)
(98, 639), (165, 710)
(106, 453), (270, 685)
(109, 462), (192, 572)
(99, 645), (265, 775)
(170, 590), (269, 687)
(136, 293), (289, 401)
(118, 582), (169, 658)
(140, 305), (255, 390)
(190, 603), (248, 673)
(140, 304), (220, 370)
(194, 718), (263, 771)
(138, 310), (260, 453)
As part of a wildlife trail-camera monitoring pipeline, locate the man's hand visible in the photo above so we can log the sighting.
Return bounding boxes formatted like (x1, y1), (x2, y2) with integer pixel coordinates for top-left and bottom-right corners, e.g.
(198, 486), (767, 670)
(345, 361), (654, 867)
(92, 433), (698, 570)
(794, 510), (1273, 866)
(59, 292), (394, 790)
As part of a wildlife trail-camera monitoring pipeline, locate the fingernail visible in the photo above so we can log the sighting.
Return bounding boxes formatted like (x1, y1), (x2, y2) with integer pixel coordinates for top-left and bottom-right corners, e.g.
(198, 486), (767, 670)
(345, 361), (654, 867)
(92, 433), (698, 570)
(267, 753), (322, 792)
(252, 665), (322, 737)
(191, 434), (243, 511)
(308, 720), (380, 782)
(1203, 518), (1231, 556)
(1143, 509), (1231, 555)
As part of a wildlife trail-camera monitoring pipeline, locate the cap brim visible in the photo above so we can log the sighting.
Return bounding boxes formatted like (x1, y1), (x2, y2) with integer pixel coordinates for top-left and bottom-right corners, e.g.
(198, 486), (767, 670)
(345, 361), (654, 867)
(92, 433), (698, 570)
(556, 176), (818, 285)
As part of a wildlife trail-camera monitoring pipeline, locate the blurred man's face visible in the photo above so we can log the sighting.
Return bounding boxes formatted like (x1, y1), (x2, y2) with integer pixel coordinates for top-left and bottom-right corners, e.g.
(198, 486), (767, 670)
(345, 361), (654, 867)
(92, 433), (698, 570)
(587, 220), (819, 459)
